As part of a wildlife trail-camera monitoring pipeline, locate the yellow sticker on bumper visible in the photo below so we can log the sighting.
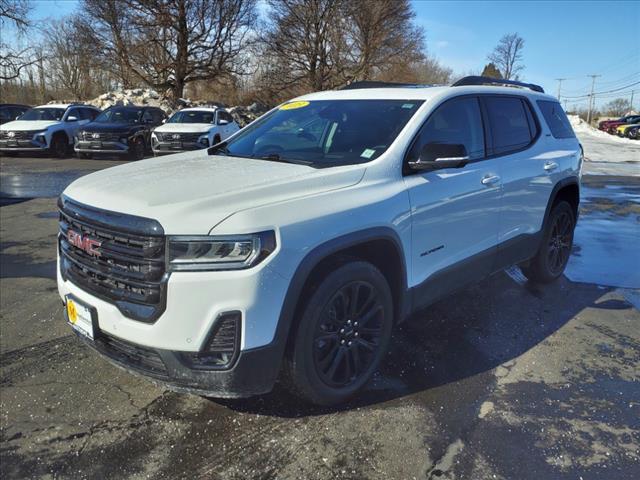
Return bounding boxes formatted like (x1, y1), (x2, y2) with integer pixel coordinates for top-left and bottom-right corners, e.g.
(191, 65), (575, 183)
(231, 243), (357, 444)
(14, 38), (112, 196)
(280, 101), (310, 110)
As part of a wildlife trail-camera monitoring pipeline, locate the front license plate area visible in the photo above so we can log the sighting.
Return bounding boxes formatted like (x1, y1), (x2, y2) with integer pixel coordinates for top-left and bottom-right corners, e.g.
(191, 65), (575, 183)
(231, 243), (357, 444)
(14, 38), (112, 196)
(66, 295), (95, 340)
(90, 141), (103, 149)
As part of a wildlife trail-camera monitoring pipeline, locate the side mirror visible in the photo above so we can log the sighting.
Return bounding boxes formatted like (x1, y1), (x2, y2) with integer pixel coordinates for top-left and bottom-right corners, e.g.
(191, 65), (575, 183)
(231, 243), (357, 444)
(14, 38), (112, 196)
(161, 118), (167, 124)
(408, 143), (469, 171)
(66, 115), (78, 122)
(217, 119), (229, 125)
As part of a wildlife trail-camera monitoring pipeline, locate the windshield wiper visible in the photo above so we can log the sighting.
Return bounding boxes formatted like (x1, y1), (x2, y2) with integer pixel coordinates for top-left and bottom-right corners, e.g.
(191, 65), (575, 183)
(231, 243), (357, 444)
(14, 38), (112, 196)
(255, 153), (315, 166)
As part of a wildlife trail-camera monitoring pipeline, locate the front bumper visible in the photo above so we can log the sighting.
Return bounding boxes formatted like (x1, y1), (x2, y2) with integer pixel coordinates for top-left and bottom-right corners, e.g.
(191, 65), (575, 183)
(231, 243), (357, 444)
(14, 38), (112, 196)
(152, 140), (207, 155)
(65, 307), (282, 398)
(75, 139), (129, 154)
(57, 251), (290, 397)
(0, 139), (47, 151)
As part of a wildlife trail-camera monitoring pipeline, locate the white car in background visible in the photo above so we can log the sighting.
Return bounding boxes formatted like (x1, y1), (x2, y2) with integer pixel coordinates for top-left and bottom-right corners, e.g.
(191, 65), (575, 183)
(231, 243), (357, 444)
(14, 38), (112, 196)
(0, 103), (100, 158)
(151, 107), (240, 155)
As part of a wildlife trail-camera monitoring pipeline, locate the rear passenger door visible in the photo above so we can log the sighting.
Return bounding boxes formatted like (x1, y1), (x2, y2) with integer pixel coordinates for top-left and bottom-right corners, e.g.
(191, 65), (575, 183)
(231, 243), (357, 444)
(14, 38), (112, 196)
(481, 95), (568, 267)
(404, 96), (502, 308)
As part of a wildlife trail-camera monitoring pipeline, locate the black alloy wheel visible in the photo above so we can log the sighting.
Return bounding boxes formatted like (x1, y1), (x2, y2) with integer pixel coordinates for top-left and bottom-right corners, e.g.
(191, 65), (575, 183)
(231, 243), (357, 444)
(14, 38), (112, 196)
(546, 209), (573, 276)
(313, 281), (384, 388)
(130, 137), (145, 160)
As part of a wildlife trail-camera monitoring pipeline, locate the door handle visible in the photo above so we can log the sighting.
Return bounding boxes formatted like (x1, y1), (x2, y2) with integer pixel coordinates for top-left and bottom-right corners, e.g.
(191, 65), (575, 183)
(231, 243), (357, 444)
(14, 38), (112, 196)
(481, 174), (501, 186)
(544, 161), (559, 172)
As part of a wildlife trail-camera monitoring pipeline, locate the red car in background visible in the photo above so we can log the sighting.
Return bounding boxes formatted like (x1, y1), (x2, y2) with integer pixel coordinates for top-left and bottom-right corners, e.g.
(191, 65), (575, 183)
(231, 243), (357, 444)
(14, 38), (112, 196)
(598, 114), (640, 134)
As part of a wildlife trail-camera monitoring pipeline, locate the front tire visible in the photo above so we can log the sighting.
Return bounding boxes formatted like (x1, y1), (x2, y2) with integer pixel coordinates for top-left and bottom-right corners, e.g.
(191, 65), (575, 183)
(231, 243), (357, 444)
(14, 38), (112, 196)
(521, 201), (575, 284)
(49, 135), (68, 159)
(78, 152), (92, 159)
(128, 137), (145, 160)
(283, 260), (394, 405)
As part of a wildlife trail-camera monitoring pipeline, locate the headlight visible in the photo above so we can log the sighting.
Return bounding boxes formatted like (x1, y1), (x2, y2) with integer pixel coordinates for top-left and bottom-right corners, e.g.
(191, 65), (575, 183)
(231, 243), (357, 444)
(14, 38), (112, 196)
(167, 231), (276, 271)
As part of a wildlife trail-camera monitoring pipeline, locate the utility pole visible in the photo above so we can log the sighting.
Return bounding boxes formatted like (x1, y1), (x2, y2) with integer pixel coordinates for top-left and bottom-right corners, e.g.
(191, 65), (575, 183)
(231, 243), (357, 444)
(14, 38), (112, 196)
(631, 90), (635, 112)
(586, 74), (601, 125)
(555, 78), (566, 101)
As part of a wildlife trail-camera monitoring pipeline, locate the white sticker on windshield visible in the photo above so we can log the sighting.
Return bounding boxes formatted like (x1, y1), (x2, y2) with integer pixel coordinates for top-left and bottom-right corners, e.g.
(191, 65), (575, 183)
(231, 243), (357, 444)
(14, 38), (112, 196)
(402, 103), (415, 109)
(361, 148), (376, 159)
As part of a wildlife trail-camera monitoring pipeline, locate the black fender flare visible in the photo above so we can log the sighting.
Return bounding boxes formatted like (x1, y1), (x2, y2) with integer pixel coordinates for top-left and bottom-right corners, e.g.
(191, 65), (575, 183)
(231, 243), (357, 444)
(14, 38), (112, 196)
(542, 176), (580, 228)
(253, 227), (409, 381)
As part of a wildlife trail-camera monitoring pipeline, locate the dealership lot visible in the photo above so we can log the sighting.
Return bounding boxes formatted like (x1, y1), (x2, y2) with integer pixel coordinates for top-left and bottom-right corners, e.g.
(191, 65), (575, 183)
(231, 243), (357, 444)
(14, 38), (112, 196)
(1, 150), (639, 479)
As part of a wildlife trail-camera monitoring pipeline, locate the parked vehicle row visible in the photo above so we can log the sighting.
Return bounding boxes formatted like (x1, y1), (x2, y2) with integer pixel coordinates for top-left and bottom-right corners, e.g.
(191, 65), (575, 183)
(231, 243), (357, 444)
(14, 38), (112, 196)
(597, 114), (640, 139)
(0, 103), (240, 158)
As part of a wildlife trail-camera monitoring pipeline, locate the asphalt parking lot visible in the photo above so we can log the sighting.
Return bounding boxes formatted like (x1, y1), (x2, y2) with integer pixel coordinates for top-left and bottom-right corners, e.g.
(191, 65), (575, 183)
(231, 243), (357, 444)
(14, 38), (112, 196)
(1, 151), (639, 479)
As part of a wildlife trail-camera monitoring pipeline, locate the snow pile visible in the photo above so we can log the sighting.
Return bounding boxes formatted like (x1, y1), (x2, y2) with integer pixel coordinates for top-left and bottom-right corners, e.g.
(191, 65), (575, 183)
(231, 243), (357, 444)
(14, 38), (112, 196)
(83, 88), (269, 127)
(568, 115), (638, 145)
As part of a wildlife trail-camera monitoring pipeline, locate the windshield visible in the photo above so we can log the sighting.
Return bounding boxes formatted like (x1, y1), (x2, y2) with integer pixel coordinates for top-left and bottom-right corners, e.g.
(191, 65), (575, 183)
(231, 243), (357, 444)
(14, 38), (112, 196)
(215, 99), (424, 166)
(94, 108), (143, 124)
(168, 110), (215, 124)
(20, 108), (65, 121)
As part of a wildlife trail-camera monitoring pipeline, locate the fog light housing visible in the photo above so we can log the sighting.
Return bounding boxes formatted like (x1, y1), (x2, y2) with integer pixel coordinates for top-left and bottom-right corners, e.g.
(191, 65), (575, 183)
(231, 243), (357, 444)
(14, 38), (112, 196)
(180, 311), (240, 369)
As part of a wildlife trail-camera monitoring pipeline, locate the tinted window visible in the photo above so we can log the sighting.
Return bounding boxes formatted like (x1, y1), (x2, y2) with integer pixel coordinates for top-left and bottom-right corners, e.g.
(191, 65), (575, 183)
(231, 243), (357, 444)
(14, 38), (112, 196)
(407, 96), (485, 162)
(537, 101), (575, 139)
(218, 111), (234, 123)
(0, 107), (9, 121)
(151, 109), (165, 123)
(222, 100), (423, 166)
(21, 108), (65, 121)
(81, 108), (99, 121)
(485, 97), (534, 155)
(95, 107), (143, 124)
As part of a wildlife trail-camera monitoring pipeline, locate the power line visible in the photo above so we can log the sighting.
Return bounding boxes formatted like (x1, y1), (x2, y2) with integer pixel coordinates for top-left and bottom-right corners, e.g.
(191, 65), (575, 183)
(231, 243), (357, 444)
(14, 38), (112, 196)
(562, 80), (640, 99)
(587, 74), (601, 125)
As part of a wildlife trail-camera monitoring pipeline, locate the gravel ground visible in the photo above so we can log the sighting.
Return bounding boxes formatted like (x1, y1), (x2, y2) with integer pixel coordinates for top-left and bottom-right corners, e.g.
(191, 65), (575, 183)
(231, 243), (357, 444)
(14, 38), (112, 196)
(1, 146), (639, 479)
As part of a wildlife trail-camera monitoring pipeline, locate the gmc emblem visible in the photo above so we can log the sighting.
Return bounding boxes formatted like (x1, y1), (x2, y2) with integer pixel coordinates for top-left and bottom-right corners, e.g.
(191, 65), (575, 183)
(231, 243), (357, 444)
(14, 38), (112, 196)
(67, 230), (101, 256)
(172, 134), (181, 140)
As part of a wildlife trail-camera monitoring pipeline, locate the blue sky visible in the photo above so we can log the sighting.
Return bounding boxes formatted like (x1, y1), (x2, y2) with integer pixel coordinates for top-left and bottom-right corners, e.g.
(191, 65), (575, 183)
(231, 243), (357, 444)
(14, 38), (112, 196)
(19, 0), (640, 109)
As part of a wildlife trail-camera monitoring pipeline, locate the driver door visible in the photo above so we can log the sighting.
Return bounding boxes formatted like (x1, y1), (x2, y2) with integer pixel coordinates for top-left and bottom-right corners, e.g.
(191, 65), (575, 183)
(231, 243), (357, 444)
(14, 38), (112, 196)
(403, 96), (502, 309)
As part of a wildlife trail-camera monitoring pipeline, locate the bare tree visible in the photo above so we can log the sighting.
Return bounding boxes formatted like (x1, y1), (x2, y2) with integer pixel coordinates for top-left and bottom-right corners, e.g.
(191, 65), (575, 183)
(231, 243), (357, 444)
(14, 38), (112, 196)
(82, 0), (258, 99)
(487, 33), (524, 80)
(0, 0), (39, 80)
(259, 0), (427, 102)
(603, 98), (631, 117)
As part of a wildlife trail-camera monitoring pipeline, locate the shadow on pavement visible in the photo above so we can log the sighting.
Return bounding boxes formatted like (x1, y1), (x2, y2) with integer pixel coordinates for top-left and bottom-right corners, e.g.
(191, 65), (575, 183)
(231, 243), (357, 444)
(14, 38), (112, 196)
(214, 273), (608, 417)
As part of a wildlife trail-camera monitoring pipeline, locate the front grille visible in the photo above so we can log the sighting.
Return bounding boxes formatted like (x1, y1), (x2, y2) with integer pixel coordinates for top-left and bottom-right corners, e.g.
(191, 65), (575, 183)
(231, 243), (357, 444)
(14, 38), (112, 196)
(94, 331), (169, 378)
(82, 131), (121, 141)
(0, 130), (35, 139)
(58, 196), (167, 323)
(155, 132), (201, 143)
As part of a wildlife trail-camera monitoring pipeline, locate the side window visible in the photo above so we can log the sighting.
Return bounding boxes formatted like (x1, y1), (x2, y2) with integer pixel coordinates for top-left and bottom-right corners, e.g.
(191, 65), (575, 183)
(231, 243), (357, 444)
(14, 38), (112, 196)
(85, 108), (100, 121)
(407, 96), (485, 163)
(142, 110), (153, 123)
(66, 108), (79, 120)
(484, 97), (535, 155)
(151, 109), (165, 123)
(0, 107), (9, 122)
(536, 101), (575, 139)
(218, 111), (233, 124)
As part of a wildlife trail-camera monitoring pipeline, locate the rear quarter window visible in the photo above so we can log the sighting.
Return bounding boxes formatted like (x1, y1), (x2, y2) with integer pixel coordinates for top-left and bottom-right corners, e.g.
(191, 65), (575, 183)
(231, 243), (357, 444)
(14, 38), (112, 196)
(537, 100), (576, 139)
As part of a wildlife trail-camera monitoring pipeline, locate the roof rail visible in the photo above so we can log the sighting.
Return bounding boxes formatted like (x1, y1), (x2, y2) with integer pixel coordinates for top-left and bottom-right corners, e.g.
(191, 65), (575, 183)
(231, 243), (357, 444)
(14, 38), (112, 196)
(340, 80), (434, 90)
(452, 76), (545, 93)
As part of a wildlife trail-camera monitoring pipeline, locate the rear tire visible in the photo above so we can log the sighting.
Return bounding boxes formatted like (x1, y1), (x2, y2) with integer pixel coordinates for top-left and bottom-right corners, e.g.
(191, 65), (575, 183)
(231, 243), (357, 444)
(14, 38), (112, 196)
(521, 201), (575, 284)
(282, 260), (394, 405)
(128, 137), (145, 161)
(49, 134), (68, 159)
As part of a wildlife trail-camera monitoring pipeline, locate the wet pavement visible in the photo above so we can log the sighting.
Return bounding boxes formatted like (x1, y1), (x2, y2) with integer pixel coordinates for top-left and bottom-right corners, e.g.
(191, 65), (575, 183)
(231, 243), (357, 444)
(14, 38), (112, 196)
(1, 154), (639, 479)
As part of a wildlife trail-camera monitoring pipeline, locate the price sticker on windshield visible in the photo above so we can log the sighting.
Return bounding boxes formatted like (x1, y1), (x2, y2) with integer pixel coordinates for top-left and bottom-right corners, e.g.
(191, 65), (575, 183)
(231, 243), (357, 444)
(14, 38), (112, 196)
(280, 101), (310, 110)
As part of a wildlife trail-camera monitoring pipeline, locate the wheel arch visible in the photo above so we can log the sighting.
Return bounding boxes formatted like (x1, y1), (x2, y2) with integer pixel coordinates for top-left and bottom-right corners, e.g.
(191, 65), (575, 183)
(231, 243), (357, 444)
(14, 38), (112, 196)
(544, 176), (580, 225)
(266, 227), (410, 377)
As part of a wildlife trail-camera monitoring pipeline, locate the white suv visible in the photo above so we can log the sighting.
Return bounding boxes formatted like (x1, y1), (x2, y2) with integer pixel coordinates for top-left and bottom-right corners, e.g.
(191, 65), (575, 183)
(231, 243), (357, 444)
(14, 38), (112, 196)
(57, 77), (582, 405)
(0, 103), (100, 157)
(151, 107), (240, 155)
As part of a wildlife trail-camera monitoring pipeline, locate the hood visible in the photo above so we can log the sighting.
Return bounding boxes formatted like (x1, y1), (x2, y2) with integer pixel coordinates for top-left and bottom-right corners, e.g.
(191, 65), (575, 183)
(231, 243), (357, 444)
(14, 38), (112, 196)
(0, 120), (58, 131)
(153, 123), (213, 134)
(82, 123), (138, 134)
(63, 151), (365, 234)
